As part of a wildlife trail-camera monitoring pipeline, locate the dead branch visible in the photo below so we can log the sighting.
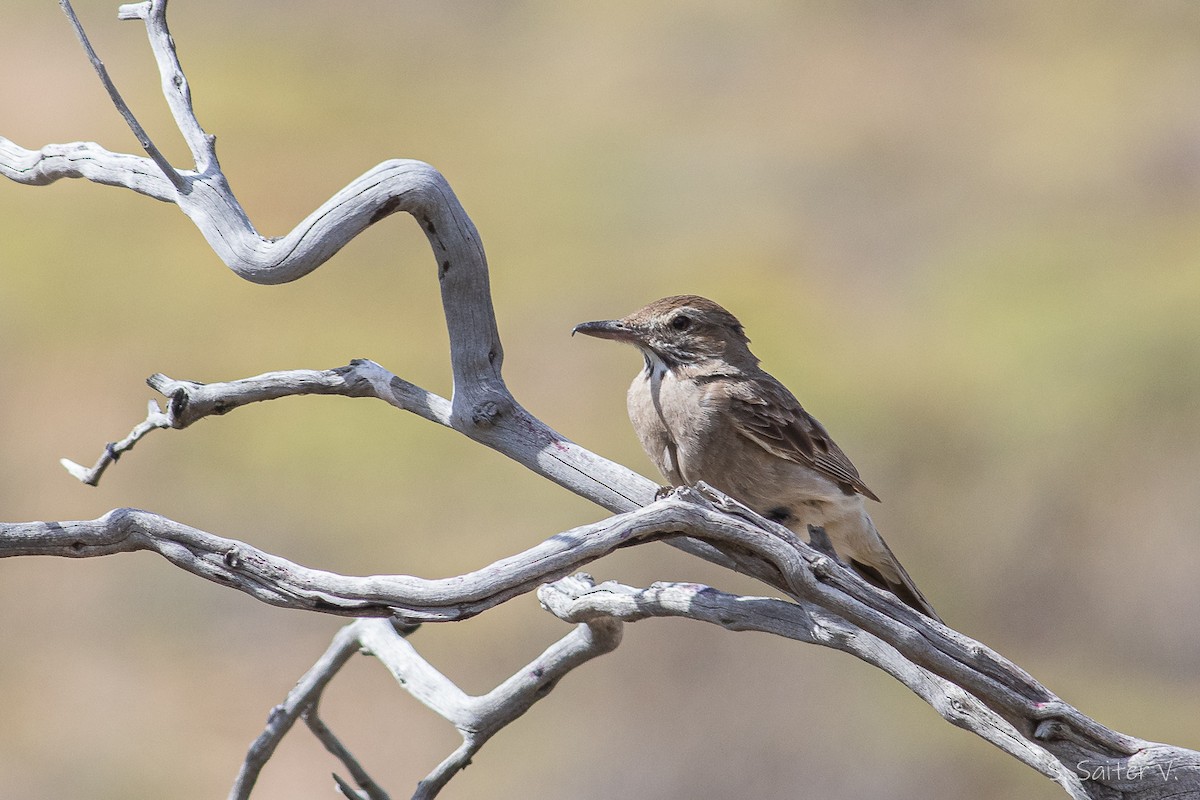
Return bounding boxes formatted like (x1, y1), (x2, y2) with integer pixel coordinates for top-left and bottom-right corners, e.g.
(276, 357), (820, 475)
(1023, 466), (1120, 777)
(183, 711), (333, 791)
(224, 614), (619, 800)
(2, 3), (1198, 799)
(5, 486), (1198, 798)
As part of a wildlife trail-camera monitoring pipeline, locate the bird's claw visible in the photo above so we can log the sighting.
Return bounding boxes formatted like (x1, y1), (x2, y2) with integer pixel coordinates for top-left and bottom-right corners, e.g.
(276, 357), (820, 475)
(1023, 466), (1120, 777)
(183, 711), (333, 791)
(692, 481), (762, 520)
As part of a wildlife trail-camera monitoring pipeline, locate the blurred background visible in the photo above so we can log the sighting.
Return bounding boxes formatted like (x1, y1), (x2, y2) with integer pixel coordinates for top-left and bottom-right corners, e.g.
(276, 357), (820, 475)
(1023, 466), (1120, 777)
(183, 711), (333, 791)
(3, 1), (1200, 798)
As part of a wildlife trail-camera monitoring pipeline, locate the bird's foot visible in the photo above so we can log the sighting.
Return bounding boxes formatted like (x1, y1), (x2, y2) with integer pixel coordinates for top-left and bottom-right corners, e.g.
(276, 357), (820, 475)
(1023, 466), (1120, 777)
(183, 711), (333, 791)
(653, 484), (677, 501)
(692, 481), (769, 523)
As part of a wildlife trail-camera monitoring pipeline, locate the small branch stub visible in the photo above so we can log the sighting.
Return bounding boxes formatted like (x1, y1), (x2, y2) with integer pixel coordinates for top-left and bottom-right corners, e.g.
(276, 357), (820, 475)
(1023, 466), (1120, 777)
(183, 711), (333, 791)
(60, 399), (171, 486)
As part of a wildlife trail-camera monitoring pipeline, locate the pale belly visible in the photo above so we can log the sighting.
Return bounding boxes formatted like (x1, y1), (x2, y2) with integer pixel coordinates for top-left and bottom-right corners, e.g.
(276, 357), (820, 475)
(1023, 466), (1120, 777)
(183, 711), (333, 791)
(629, 367), (856, 530)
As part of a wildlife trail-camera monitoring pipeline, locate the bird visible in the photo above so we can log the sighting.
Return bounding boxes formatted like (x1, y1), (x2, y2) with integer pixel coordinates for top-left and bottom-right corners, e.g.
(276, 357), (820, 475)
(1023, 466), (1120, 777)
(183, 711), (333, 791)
(573, 294), (940, 621)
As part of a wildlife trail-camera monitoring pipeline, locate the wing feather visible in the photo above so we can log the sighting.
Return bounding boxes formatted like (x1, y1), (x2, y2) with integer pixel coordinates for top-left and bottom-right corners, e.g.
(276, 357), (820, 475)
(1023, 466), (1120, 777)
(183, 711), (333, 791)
(728, 376), (880, 502)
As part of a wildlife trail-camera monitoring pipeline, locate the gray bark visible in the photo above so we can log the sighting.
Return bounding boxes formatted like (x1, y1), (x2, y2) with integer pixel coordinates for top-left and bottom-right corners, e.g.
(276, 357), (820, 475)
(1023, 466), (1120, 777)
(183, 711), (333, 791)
(2, 2), (1197, 799)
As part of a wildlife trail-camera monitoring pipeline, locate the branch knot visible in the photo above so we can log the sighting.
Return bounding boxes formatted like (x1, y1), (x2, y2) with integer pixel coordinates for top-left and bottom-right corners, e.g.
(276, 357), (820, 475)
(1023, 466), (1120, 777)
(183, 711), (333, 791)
(470, 399), (503, 427)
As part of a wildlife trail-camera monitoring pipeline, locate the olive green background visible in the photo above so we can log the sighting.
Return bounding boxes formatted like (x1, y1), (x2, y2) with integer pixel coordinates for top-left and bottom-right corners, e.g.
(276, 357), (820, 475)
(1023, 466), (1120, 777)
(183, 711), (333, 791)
(3, 2), (1200, 798)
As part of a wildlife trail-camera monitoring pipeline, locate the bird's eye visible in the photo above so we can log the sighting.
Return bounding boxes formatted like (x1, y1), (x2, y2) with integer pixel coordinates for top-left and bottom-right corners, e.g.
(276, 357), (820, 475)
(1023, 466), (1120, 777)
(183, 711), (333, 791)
(670, 314), (692, 331)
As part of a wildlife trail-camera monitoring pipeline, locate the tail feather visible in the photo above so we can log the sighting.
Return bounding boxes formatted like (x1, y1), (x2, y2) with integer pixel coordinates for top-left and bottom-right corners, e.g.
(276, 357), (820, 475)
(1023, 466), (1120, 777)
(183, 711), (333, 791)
(848, 556), (942, 623)
(804, 514), (942, 623)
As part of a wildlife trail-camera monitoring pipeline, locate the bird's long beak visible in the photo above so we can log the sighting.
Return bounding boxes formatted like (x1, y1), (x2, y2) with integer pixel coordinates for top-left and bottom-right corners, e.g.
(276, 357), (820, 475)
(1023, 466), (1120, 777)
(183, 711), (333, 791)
(571, 319), (642, 343)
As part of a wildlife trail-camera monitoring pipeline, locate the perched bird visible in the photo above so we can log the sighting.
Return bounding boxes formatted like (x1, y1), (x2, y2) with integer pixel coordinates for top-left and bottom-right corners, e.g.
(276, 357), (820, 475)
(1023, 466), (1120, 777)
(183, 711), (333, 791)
(574, 294), (939, 621)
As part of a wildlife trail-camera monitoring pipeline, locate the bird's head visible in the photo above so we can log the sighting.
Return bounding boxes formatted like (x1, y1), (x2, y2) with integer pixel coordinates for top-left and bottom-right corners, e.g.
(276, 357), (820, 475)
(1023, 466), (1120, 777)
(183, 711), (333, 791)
(573, 295), (757, 369)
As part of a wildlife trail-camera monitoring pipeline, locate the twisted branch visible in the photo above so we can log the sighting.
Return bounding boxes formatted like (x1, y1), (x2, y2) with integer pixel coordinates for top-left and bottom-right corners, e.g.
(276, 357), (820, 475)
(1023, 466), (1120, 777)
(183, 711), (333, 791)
(6, 486), (1197, 798)
(3, 2), (1198, 799)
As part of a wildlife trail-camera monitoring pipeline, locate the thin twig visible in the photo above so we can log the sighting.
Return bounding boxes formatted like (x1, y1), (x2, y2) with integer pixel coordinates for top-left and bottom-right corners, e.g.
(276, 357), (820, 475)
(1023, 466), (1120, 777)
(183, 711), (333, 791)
(331, 774), (366, 800)
(117, 0), (217, 171)
(304, 708), (392, 800)
(229, 624), (361, 800)
(58, 0), (185, 190)
(60, 400), (171, 486)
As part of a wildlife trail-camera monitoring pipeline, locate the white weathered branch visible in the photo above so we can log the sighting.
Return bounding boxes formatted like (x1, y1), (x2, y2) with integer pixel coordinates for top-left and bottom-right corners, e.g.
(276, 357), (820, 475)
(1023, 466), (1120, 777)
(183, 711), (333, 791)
(2, 0), (680, 553)
(304, 706), (393, 800)
(4, 3), (1199, 799)
(5, 488), (1198, 799)
(5, 1), (656, 520)
(61, 361), (753, 581)
(60, 399), (172, 485)
(0, 502), (669, 621)
(540, 576), (1200, 797)
(539, 575), (1079, 792)
(226, 615), (619, 800)
(59, 0), (185, 188)
(231, 623), (364, 799)
(357, 615), (622, 799)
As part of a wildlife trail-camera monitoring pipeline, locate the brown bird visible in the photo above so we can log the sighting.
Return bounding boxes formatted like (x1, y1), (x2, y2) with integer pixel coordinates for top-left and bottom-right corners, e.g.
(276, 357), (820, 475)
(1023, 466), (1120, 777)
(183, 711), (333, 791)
(574, 294), (939, 621)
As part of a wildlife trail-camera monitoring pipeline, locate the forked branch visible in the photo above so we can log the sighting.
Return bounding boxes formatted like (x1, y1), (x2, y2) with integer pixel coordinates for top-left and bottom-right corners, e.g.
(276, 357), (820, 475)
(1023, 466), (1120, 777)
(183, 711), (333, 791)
(5, 486), (1196, 799)
(226, 615), (619, 800)
(1, 3), (1197, 800)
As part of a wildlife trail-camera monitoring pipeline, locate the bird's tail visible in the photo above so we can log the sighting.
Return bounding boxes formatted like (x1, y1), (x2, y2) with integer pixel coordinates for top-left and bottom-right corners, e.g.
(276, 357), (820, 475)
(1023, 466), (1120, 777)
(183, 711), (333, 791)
(844, 519), (942, 624)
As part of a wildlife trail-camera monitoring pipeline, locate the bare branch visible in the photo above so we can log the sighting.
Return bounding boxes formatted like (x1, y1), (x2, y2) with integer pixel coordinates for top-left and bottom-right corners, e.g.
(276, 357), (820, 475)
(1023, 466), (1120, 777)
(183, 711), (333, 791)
(61, 363), (439, 486)
(6, 489), (1198, 799)
(232, 616), (619, 800)
(0, 492), (790, 622)
(353, 616), (622, 798)
(117, 0), (216, 172)
(60, 399), (171, 485)
(4, 3), (1198, 799)
(538, 575), (1083, 794)
(230, 623), (361, 800)
(141, 362), (452, 433)
(58, 0), (184, 188)
(0, 138), (178, 200)
(3, 2), (659, 520)
(304, 702), (392, 800)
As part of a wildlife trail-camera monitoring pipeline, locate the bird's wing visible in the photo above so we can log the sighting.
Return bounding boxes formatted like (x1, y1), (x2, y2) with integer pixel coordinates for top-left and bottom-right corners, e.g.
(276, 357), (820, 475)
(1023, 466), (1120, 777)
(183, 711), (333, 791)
(727, 375), (880, 502)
